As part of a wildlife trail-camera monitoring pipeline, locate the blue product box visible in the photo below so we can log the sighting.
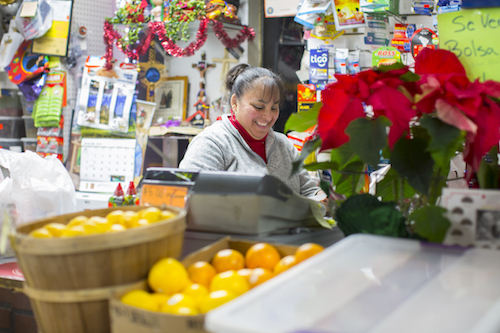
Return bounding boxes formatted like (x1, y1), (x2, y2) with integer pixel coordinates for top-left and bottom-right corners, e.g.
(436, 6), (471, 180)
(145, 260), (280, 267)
(309, 49), (329, 90)
(462, 0), (500, 7)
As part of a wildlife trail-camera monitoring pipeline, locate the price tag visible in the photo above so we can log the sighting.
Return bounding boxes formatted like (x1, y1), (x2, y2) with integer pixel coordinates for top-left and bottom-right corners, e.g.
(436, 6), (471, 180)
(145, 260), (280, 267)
(20, 2), (38, 17)
(140, 184), (188, 208)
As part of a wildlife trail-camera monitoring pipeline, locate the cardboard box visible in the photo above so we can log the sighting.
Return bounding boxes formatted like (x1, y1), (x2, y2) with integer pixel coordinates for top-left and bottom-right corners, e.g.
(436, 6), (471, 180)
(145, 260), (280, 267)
(109, 237), (299, 333)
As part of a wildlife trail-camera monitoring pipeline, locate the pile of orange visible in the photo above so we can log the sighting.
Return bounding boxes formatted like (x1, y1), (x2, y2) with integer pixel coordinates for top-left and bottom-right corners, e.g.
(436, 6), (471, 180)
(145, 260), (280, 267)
(27, 207), (177, 238)
(121, 242), (324, 315)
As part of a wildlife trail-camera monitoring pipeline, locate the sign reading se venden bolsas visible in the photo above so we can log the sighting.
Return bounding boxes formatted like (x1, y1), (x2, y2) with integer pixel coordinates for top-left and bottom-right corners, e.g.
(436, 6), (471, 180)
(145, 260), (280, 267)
(438, 8), (500, 82)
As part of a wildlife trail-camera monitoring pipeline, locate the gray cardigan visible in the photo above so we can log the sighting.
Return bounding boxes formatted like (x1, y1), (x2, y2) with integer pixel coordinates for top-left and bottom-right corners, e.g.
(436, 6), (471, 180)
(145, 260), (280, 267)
(179, 115), (323, 198)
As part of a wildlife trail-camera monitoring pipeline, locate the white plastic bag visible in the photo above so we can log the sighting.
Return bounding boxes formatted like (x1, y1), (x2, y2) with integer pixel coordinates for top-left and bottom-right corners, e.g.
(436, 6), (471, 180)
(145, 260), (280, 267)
(3, 150), (76, 225)
(15, 0), (53, 40)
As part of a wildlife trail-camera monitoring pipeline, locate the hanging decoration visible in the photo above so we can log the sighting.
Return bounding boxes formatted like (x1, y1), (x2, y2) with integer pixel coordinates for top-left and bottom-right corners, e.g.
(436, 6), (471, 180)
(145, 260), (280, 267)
(103, 0), (255, 68)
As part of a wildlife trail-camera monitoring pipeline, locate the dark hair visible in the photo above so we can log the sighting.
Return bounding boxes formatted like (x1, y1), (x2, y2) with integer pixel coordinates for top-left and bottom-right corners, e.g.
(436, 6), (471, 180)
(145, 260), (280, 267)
(225, 64), (284, 104)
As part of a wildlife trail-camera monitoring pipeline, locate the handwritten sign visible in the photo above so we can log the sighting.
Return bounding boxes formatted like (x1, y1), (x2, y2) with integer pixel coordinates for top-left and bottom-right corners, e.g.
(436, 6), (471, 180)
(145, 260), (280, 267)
(140, 184), (188, 208)
(438, 8), (500, 81)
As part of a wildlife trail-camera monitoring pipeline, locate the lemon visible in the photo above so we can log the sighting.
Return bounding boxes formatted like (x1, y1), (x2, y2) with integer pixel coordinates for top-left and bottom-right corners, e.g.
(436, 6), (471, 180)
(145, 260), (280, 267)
(88, 216), (112, 232)
(182, 283), (209, 306)
(60, 225), (86, 237)
(106, 210), (126, 226)
(151, 293), (169, 309)
(67, 215), (88, 227)
(141, 207), (162, 223)
(121, 290), (157, 311)
(123, 211), (140, 228)
(160, 293), (196, 313)
(173, 306), (199, 315)
(199, 290), (237, 314)
(160, 210), (176, 220)
(44, 223), (67, 237)
(148, 258), (190, 294)
(81, 221), (99, 235)
(29, 227), (53, 238)
(210, 270), (249, 296)
(108, 224), (127, 232)
(129, 218), (149, 228)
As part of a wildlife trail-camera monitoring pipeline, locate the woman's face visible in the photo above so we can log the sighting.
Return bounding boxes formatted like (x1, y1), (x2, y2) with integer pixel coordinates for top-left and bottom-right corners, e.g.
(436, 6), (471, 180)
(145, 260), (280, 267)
(231, 80), (280, 140)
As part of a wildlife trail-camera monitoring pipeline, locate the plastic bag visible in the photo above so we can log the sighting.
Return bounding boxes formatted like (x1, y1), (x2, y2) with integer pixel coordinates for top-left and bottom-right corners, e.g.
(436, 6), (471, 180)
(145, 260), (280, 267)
(15, 0), (53, 40)
(0, 150), (76, 225)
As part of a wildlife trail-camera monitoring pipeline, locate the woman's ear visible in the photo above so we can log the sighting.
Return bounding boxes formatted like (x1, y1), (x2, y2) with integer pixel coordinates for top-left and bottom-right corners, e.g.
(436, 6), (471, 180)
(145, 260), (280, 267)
(230, 94), (238, 112)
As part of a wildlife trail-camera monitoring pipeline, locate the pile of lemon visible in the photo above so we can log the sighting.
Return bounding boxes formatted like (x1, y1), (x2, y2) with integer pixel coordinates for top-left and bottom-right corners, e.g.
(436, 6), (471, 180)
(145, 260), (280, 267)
(28, 207), (176, 238)
(121, 242), (324, 315)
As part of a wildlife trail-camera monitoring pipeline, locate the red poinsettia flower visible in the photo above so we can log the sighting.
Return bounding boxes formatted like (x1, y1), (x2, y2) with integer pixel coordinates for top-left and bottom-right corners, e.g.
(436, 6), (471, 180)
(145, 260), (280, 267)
(318, 87), (365, 150)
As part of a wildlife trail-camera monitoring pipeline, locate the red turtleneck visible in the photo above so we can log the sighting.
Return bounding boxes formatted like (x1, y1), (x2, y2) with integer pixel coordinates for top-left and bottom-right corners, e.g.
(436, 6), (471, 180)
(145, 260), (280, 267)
(229, 114), (267, 163)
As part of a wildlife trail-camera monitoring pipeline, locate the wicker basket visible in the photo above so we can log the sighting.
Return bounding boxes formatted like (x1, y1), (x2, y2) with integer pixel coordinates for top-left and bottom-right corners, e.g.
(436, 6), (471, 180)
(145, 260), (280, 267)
(10, 205), (186, 333)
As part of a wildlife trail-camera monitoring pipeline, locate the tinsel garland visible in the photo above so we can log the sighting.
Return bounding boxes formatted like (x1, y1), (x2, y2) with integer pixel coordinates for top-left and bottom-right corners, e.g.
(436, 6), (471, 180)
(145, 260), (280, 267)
(103, 18), (256, 68)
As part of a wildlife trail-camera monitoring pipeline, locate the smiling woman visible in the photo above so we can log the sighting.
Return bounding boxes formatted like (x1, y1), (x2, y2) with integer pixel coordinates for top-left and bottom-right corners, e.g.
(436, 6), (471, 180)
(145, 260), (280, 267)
(178, 64), (326, 201)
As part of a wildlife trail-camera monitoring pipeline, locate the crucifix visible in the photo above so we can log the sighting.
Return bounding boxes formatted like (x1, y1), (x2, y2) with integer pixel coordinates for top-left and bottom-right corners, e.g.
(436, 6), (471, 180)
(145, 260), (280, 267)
(192, 51), (215, 90)
(212, 48), (238, 81)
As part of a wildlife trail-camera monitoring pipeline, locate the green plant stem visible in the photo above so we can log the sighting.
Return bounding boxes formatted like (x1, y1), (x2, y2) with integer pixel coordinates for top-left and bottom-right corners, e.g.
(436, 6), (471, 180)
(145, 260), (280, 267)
(429, 167), (442, 205)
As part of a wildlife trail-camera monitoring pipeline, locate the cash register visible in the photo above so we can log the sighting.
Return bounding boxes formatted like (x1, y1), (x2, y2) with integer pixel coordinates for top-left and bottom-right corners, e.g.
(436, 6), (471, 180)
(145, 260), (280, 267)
(140, 168), (326, 236)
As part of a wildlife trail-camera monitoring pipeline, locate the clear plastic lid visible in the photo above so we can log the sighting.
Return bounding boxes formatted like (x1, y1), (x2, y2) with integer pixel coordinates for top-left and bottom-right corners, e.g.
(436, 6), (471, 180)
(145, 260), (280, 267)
(206, 234), (500, 333)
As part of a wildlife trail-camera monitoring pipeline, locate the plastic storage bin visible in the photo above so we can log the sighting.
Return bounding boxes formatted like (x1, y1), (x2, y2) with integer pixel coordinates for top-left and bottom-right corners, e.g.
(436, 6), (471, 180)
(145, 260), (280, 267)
(0, 90), (22, 117)
(206, 234), (500, 333)
(0, 138), (22, 151)
(20, 93), (35, 116)
(21, 137), (37, 152)
(22, 115), (36, 138)
(0, 116), (25, 138)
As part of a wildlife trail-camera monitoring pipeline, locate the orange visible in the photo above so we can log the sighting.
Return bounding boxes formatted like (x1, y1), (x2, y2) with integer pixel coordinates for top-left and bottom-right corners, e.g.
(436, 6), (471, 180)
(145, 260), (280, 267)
(210, 270), (249, 296)
(274, 255), (297, 274)
(211, 249), (245, 273)
(199, 290), (237, 314)
(236, 268), (253, 282)
(148, 258), (190, 294)
(295, 243), (324, 263)
(245, 243), (281, 270)
(187, 261), (217, 288)
(248, 268), (274, 288)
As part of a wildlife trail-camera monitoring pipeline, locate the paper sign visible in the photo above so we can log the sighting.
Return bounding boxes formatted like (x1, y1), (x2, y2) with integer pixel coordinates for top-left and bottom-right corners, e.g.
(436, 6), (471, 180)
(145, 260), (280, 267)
(265, 0), (301, 18)
(32, 0), (72, 57)
(438, 8), (500, 82)
(141, 184), (188, 208)
(20, 2), (37, 17)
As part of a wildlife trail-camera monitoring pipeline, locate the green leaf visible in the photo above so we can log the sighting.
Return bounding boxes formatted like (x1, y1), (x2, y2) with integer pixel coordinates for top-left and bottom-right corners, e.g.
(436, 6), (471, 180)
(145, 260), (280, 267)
(375, 62), (406, 73)
(410, 206), (450, 243)
(284, 103), (322, 133)
(345, 117), (390, 168)
(330, 143), (359, 170)
(419, 116), (462, 152)
(391, 138), (434, 195)
(376, 167), (416, 202)
(309, 200), (333, 229)
(291, 136), (322, 176)
(399, 71), (421, 82)
(304, 161), (340, 171)
(335, 194), (408, 238)
(477, 145), (499, 189)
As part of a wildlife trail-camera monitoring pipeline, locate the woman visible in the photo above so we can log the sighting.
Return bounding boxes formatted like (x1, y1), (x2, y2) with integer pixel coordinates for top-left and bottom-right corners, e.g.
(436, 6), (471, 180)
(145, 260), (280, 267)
(179, 64), (326, 201)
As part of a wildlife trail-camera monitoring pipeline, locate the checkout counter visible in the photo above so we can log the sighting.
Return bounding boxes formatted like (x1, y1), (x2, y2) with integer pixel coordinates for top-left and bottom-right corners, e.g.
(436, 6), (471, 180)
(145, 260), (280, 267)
(139, 167), (344, 257)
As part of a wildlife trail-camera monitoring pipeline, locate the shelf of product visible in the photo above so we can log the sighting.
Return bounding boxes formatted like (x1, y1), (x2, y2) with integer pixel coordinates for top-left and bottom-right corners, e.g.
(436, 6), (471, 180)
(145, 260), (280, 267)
(0, 116), (25, 138)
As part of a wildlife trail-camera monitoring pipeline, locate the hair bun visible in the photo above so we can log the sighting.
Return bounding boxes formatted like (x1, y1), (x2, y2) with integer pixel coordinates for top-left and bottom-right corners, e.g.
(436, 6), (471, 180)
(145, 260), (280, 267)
(225, 63), (251, 92)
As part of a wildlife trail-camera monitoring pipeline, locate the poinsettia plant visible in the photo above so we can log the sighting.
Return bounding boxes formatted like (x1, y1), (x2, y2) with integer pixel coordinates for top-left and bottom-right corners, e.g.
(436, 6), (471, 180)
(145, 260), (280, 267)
(286, 48), (500, 243)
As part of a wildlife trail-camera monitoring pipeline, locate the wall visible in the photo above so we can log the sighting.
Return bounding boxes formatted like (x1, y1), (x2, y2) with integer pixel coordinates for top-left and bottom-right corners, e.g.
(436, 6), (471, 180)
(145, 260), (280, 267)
(166, 0), (262, 123)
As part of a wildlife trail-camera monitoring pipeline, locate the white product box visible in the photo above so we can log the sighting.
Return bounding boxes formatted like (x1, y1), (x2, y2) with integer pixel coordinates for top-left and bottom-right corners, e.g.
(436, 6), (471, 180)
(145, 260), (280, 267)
(75, 191), (111, 212)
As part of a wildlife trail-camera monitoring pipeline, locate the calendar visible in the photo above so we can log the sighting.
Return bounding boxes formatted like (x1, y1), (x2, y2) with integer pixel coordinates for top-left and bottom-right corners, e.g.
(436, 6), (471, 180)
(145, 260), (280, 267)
(79, 138), (136, 193)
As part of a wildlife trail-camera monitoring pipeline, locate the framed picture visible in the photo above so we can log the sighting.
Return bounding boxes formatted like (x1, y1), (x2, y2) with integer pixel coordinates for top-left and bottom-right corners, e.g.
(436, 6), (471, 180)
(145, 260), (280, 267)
(154, 76), (188, 123)
(332, 0), (367, 31)
(135, 100), (156, 132)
